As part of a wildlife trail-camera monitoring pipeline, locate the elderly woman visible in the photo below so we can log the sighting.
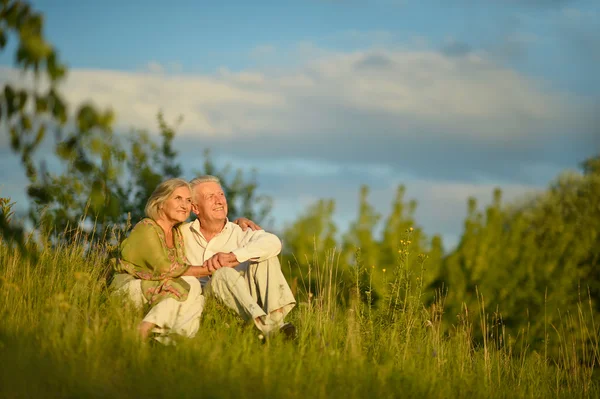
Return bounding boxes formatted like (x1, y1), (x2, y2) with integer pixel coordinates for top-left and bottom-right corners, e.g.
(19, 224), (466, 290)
(111, 178), (258, 343)
(110, 178), (209, 342)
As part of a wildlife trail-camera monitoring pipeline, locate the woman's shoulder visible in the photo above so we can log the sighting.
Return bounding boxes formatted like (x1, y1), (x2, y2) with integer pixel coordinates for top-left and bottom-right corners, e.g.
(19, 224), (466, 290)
(121, 218), (162, 252)
(137, 217), (158, 227)
(125, 218), (161, 240)
(131, 218), (159, 231)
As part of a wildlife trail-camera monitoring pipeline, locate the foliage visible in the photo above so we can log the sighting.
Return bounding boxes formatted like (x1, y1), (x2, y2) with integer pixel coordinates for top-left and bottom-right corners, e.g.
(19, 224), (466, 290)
(278, 155), (600, 362)
(0, 0), (272, 250)
(433, 160), (600, 357)
(281, 198), (339, 300)
(1, 0), (87, 250)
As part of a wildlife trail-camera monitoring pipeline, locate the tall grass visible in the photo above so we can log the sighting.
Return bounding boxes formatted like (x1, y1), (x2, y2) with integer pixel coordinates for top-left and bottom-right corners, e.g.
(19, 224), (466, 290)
(0, 225), (598, 398)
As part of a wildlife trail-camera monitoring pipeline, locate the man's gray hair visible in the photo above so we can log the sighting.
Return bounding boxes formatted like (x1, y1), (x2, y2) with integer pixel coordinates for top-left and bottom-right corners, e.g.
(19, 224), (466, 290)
(189, 175), (221, 198)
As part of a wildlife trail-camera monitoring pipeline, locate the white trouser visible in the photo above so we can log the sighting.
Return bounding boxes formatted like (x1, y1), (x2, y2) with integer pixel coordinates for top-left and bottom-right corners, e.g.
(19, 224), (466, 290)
(204, 257), (296, 334)
(114, 275), (205, 339)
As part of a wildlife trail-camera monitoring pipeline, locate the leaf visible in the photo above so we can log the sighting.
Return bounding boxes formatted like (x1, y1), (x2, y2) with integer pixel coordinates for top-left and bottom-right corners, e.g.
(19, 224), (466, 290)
(90, 179), (105, 210)
(19, 27), (51, 62)
(9, 126), (20, 150)
(73, 154), (94, 174)
(46, 50), (66, 81)
(15, 2), (31, 28)
(35, 94), (47, 112)
(22, 156), (36, 179)
(76, 104), (98, 132)
(4, 85), (15, 116)
(27, 184), (52, 204)
(16, 89), (27, 110)
(20, 114), (31, 130)
(33, 124), (45, 147)
(0, 27), (7, 49)
(56, 137), (77, 160)
(2, 2), (20, 28)
(49, 89), (67, 124)
(89, 136), (104, 155)
(99, 109), (114, 129)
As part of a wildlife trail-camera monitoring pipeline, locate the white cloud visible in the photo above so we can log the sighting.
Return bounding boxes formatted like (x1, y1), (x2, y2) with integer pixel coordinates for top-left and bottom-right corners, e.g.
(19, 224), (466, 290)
(2, 45), (590, 144)
(6, 41), (594, 183)
(1, 42), (595, 247)
(145, 61), (165, 74)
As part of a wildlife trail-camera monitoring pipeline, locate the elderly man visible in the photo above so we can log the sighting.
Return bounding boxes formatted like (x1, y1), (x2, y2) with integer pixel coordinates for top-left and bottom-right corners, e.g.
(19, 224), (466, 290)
(180, 175), (296, 339)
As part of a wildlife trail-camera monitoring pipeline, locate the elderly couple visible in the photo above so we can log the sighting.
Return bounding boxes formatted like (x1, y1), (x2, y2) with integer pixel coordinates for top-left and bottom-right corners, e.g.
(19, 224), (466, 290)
(110, 175), (296, 344)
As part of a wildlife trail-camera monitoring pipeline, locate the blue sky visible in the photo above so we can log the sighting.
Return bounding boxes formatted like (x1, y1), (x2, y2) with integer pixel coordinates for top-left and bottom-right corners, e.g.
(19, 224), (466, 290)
(1, 0), (599, 249)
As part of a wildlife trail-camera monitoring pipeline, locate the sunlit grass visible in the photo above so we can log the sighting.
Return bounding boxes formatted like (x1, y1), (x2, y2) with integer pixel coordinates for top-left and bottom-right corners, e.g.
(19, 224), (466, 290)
(0, 226), (598, 398)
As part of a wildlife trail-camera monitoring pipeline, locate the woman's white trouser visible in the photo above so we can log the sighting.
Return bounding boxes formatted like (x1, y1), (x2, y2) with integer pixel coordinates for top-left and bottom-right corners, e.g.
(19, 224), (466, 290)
(114, 275), (205, 339)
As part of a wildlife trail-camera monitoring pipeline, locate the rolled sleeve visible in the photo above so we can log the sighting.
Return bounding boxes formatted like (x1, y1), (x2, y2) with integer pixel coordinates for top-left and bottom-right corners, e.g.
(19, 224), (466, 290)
(231, 230), (282, 262)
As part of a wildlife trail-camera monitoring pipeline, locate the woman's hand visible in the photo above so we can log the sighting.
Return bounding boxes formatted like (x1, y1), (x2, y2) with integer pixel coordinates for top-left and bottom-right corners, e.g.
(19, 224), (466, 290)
(233, 217), (262, 231)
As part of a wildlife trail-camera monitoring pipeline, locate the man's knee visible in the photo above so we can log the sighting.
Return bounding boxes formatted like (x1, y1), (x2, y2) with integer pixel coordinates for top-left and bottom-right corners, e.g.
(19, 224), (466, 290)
(254, 257), (282, 272)
(210, 267), (239, 286)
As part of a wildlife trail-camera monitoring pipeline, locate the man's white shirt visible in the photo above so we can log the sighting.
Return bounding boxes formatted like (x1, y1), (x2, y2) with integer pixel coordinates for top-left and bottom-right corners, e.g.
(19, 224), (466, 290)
(180, 219), (282, 285)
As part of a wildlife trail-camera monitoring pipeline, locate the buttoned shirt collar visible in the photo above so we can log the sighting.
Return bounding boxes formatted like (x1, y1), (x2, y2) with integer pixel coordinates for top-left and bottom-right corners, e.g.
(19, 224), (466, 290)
(189, 218), (230, 242)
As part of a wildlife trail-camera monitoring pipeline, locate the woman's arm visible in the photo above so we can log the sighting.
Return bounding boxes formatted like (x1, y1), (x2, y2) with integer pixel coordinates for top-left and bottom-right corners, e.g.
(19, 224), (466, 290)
(182, 265), (212, 278)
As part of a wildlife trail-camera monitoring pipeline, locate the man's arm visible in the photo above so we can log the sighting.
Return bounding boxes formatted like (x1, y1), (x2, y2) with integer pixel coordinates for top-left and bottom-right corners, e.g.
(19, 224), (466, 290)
(231, 228), (282, 263)
(202, 228), (282, 269)
(203, 252), (240, 270)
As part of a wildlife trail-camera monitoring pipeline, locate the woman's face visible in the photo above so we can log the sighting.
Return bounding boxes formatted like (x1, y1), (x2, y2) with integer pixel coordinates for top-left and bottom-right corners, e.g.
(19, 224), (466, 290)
(159, 185), (192, 224)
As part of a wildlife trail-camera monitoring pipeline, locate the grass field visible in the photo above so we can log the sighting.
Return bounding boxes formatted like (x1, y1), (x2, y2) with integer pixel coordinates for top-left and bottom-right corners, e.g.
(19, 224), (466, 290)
(0, 228), (598, 399)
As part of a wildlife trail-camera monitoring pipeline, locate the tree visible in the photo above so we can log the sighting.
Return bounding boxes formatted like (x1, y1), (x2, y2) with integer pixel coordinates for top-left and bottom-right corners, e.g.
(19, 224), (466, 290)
(117, 113), (183, 226)
(281, 198), (339, 300)
(1, 0), (114, 251)
(282, 198), (338, 266)
(434, 157), (600, 355)
(0, 0), (272, 255)
(379, 185), (430, 290)
(341, 185), (382, 305)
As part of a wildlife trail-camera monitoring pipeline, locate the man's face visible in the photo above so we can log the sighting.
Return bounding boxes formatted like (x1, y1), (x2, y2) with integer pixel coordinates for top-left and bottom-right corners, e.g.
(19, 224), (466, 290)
(192, 181), (228, 224)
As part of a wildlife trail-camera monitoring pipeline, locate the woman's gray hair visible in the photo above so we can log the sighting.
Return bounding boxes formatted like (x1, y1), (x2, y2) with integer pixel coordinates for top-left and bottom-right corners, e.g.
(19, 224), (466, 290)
(189, 175), (221, 199)
(144, 177), (191, 221)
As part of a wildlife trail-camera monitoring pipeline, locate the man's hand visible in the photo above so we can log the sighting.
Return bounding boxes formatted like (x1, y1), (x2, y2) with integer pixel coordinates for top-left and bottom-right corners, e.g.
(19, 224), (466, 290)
(204, 252), (240, 273)
(233, 217), (262, 231)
